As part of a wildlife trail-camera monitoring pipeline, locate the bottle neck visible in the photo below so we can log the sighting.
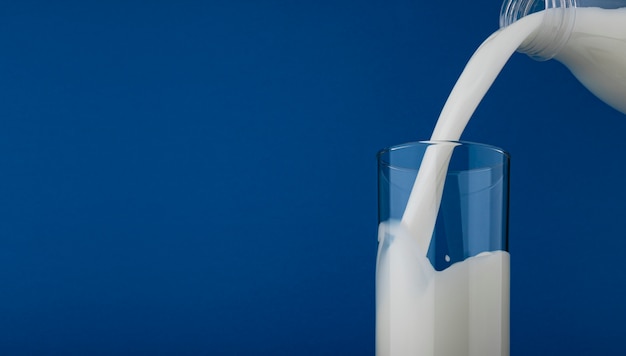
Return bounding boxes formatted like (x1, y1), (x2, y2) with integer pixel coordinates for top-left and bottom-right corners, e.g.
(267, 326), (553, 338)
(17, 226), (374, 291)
(500, 0), (577, 61)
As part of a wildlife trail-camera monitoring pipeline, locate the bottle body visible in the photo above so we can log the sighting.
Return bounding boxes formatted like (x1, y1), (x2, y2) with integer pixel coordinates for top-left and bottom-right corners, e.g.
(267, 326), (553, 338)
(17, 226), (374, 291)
(500, 0), (626, 114)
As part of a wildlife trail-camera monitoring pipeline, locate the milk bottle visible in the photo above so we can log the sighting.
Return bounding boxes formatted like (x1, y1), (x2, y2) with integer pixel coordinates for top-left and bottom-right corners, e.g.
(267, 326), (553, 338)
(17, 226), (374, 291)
(501, 0), (626, 114)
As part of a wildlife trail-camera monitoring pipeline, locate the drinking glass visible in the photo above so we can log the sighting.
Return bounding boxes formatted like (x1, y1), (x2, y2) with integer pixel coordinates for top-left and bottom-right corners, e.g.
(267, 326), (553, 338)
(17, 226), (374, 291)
(376, 141), (510, 356)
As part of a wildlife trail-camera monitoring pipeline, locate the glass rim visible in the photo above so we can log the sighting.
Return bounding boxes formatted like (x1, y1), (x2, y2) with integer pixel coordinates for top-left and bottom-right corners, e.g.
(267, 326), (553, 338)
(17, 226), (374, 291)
(377, 140), (510, 168)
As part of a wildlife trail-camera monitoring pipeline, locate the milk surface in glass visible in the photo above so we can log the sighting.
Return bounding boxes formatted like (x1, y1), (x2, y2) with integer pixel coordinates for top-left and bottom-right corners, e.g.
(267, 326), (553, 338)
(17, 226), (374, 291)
(376, 221), (509, 356)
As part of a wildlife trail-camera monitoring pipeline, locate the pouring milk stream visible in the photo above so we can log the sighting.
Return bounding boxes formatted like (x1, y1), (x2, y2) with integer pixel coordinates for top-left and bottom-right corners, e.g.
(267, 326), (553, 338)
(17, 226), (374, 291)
(377, 1), (626, 355)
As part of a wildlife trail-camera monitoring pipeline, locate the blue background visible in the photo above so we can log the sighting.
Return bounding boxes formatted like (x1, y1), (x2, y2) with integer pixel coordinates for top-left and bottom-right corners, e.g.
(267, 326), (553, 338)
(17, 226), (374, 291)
(1, 0), (625, 354)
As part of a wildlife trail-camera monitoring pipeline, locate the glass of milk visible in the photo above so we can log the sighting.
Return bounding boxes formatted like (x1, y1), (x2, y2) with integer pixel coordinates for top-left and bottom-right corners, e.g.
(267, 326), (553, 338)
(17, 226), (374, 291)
(376, 141), (510, 356)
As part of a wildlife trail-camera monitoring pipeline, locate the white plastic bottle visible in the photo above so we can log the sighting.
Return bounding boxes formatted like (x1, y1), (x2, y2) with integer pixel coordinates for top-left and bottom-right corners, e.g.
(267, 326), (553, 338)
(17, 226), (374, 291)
(500, 0), (626, 114)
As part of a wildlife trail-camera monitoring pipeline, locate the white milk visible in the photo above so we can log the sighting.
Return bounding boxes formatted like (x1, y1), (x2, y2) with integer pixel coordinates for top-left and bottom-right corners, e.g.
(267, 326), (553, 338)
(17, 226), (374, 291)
(400, 11), (545, 254)
(377, 6), (626, 356)
(376, 221), (509, 356)
(402, 7), (626, 252)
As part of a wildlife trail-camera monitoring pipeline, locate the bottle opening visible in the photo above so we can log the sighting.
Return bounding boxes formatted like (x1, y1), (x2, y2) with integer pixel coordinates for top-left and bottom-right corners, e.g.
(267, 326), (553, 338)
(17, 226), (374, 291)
(500, 0), (577, 60)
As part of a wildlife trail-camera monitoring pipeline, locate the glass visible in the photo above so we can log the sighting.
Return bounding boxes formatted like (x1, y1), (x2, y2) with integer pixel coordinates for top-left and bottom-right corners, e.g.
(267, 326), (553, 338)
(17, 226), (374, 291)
(376, 141), (510, 356)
